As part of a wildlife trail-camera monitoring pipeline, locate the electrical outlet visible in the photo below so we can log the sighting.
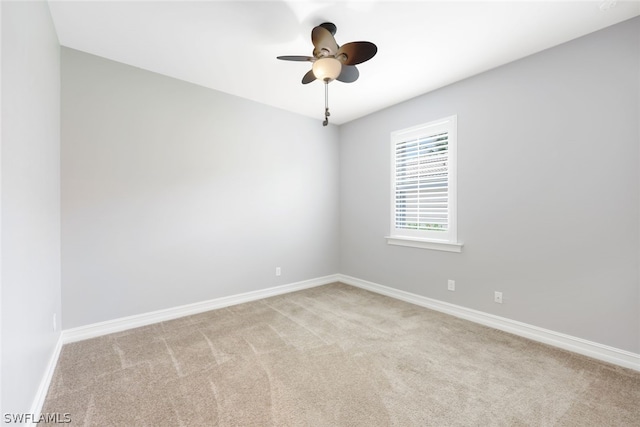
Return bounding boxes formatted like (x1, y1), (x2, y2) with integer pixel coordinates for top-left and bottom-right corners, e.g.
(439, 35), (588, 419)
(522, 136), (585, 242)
(53, 313), (57, 331)
(494, 291), (503, 304)
(447, 280), (455, 291)
(275, 267), (281, 277)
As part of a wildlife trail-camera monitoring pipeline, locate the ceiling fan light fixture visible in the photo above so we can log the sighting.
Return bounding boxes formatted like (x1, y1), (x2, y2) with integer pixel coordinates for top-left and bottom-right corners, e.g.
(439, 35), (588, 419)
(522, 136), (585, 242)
(312, 57), (342, 82)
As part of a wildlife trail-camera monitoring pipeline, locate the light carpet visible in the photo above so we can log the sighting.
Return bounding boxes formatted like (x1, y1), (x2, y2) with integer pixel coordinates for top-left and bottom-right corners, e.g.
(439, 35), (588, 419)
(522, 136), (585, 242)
(43, 282), (640, 426)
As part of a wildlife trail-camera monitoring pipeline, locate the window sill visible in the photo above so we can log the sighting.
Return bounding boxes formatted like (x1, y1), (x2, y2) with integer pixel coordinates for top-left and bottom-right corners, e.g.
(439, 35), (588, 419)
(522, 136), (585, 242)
(385, 236), (463, 253)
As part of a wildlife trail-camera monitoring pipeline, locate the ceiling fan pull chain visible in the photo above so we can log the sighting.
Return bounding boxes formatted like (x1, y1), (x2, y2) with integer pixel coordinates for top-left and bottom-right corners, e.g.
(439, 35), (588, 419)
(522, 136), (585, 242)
(323, 81), (330, 126)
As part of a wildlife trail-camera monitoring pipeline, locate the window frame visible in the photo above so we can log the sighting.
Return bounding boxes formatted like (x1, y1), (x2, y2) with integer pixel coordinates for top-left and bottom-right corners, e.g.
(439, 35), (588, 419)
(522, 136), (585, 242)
(386, 115), (462, 253)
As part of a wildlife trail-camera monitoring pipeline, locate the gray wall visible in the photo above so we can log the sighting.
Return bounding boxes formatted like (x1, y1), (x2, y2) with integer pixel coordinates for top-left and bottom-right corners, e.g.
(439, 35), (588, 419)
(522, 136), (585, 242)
(339, 17), (640, 353)
(1, 1), (62, 414)
(61, 48), (340, 329)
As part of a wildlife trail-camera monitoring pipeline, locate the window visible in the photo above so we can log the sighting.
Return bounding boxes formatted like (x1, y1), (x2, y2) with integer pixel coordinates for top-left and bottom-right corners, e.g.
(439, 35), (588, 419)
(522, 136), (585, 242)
(386, 115), (462, 252)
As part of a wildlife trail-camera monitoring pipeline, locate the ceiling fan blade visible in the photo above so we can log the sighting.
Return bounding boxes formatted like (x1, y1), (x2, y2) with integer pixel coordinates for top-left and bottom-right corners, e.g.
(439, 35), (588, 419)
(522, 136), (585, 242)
(302, 70), (316, 84)
(336, 42), (378, 65)
(319, 22), (337, 36)
(337, 65), (359, 83)
(312, 25), (338, 56)
(277, 55), (313, 62)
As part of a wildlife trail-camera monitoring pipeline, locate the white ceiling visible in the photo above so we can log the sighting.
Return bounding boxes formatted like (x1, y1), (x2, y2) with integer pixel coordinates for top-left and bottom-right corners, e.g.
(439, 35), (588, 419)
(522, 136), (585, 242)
(48, 1), (640, 125)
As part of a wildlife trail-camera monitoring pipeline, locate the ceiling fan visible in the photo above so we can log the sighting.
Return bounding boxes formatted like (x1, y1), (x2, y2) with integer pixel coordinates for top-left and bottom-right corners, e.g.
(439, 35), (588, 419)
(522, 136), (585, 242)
(277, 22), (377, 126)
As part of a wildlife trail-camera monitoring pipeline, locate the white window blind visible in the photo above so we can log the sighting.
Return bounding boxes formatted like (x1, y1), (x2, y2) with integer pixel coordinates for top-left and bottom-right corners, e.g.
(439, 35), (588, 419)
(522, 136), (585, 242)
(394, 131), (449, 232)
(389, 116), (459, 249)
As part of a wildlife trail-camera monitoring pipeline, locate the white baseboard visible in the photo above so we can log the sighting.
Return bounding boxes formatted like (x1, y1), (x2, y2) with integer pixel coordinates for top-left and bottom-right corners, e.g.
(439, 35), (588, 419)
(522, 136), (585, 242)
(338, 274), (640, 372)
(58, 272), (639, 373)
(62, 274), (340, 344)
(28, 333), (64, 426)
